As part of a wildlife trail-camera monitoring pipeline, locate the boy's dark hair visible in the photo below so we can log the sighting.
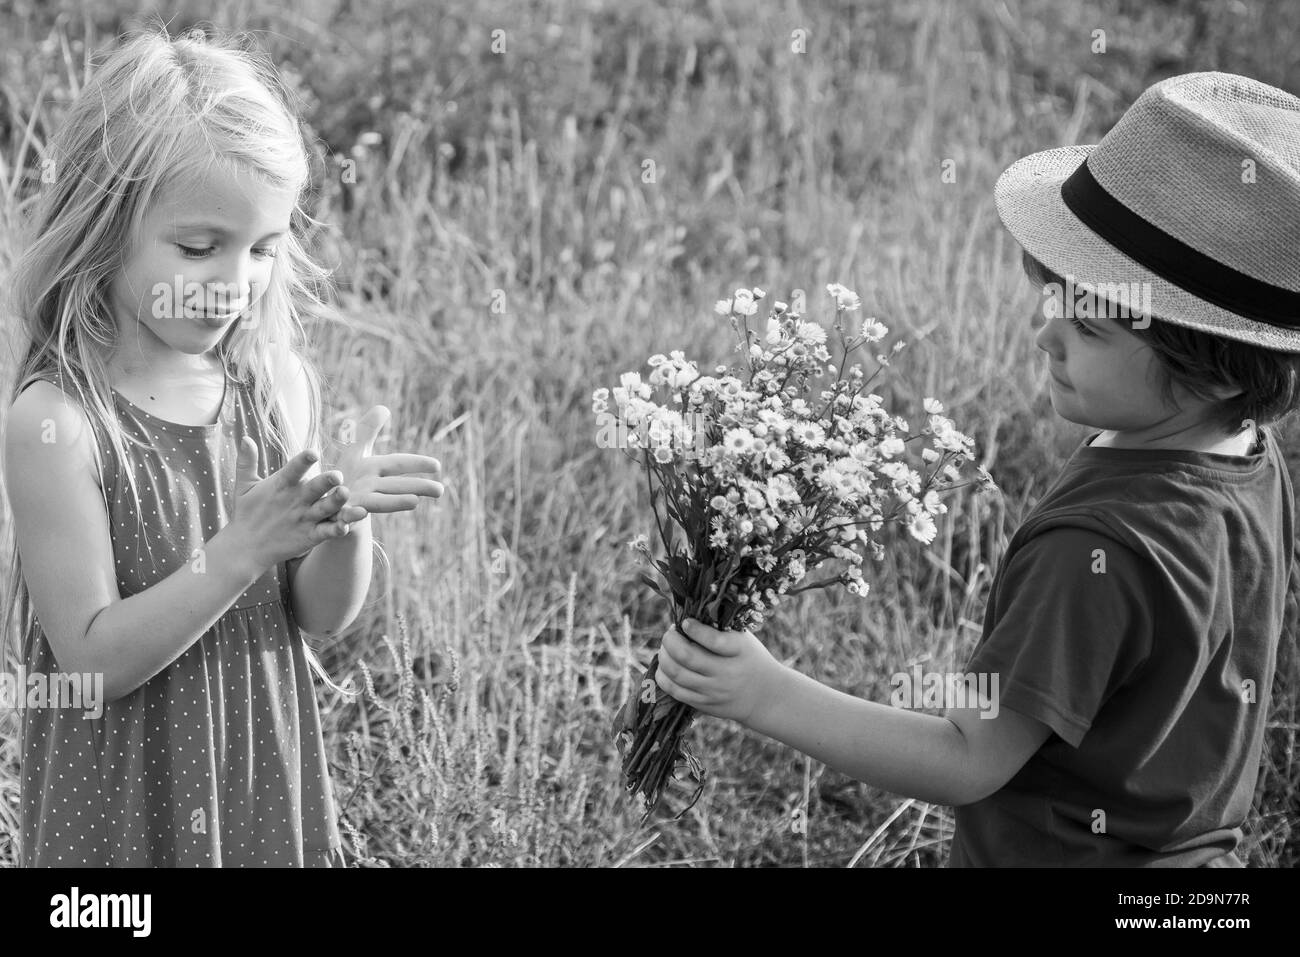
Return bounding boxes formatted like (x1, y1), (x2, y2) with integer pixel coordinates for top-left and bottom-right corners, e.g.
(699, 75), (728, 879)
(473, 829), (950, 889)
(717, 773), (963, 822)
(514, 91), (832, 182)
(1022, 250), (1300, 436)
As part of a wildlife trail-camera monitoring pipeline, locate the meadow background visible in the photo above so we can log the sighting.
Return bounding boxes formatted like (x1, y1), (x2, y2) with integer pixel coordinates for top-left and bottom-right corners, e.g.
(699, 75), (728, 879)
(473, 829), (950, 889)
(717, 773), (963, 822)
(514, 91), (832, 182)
(0, 0), (1296, 867)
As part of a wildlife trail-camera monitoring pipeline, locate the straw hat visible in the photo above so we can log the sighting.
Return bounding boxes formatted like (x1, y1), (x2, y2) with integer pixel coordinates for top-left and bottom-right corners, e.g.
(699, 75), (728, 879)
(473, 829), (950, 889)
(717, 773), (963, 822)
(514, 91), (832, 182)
(994, 71), (1300, 353)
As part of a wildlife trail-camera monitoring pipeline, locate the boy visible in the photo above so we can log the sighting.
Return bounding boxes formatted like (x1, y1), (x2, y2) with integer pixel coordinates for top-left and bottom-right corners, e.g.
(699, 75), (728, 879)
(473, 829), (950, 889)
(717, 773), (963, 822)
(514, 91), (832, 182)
(655, 72), (1300, 866)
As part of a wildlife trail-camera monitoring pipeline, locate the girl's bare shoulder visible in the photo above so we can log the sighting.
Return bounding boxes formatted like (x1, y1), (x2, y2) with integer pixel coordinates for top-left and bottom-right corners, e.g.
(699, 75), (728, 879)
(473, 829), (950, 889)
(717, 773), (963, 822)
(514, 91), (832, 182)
(6, 379), (103, 491)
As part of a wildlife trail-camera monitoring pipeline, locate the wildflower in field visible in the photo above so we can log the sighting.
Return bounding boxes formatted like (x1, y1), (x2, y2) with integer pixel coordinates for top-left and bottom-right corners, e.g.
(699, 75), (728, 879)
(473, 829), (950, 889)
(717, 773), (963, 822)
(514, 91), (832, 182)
(724, 427), (755, 455)
(826, 283), (862, 310)
(879, 436), (905, 458)
(861, 318), (889, 342)
(732, 288), (759, 316)
(908, 510), (939, 544)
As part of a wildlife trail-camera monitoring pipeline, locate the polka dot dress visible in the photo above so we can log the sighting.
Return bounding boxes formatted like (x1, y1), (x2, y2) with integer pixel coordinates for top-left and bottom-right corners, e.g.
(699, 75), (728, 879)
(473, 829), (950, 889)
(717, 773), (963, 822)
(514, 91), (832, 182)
(20, 368), (345, 867)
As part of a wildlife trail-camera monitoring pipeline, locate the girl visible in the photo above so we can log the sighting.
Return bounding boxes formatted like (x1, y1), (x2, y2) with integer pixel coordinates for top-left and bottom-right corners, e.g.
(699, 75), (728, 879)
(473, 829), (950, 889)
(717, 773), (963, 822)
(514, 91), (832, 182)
(2, 26), (444, 866)
(654, 71), (1300, 866)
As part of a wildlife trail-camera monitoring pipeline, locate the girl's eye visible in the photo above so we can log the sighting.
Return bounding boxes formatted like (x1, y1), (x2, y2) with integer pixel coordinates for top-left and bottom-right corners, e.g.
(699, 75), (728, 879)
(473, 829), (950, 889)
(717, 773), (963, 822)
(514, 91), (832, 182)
(176, 244), (278, 260)
(1069, 316), (1094, 337)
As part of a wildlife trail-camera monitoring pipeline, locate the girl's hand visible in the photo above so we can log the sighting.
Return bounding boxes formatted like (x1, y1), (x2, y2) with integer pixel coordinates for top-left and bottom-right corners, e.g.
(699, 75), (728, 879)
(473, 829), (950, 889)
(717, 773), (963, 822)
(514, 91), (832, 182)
(332, 405), (444, 516)
(228, 436), (355, 574)
(655, 618), (787, 727)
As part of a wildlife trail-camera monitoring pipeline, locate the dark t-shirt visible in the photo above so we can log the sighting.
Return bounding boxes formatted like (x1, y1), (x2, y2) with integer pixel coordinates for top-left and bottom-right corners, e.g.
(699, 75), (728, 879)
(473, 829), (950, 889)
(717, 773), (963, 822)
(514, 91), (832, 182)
(948, 426), (1296, 867)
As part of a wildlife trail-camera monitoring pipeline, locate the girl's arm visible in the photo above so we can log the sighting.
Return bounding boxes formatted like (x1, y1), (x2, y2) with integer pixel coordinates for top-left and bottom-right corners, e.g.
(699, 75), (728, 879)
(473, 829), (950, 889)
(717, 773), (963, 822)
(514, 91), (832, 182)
(4, 381), (265, 703)
(286, 515), (372, 638)
(270, 345), (442, 638)
(656, 619), (1053, 807)
(271, 346), (373, 638)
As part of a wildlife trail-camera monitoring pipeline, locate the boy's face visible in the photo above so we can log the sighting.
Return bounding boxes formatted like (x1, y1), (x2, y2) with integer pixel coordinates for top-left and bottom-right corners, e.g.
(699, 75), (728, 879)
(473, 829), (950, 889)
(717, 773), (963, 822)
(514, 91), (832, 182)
(1029, 278), (1242, 445)
(109, 162), (296, 363)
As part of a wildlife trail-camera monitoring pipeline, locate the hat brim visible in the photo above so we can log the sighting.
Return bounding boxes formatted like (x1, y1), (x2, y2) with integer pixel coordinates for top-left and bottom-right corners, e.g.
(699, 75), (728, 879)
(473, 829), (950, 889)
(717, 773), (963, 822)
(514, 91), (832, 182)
(995, 145), (1300, 353)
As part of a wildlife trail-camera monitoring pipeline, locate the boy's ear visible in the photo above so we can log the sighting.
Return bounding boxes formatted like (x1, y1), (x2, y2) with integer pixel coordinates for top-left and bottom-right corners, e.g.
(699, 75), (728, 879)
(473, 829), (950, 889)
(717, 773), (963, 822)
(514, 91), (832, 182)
(1203, 382), (1246, 402)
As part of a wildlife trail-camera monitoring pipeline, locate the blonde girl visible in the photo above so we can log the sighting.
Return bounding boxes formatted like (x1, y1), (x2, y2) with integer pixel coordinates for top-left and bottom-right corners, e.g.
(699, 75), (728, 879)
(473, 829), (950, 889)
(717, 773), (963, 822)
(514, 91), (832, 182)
(2, 24), (443, 866)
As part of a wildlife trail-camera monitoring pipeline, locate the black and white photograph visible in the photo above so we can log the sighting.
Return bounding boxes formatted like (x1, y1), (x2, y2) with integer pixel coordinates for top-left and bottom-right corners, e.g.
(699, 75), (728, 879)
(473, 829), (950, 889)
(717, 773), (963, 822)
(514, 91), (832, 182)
(0, 0), (1294, 933)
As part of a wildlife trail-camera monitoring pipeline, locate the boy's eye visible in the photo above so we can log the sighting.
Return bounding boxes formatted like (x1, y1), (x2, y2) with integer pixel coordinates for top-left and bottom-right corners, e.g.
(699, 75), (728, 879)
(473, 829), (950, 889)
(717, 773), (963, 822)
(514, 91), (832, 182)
(1069, 316), (1094, 337)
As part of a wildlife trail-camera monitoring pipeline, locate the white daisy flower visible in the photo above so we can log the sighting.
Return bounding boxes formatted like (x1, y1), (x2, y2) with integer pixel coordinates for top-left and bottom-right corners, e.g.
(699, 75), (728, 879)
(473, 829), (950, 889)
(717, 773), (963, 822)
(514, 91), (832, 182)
(795, 321), (827, 345)
(861, 318), (888, 342)
(733, 288), (757, 316)
(907, 511), (938, 544)
(879, 436), (905, 457)
(619, 371), (652, 400)
(723, 428), (755, 454)
(826, 283), (862, 310)
(670, 365), (699, 389)
(794, 422), (826, 446)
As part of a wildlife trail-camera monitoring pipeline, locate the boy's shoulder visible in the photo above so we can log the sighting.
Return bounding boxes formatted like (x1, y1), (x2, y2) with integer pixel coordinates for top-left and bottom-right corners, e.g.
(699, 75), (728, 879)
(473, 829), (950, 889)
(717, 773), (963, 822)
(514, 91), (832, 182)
(1033, 433), (1287, 534)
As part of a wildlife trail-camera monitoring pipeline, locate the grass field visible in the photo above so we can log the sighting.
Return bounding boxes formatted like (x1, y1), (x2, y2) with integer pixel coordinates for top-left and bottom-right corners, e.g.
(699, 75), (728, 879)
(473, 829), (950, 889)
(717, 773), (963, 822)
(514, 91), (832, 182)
(0, 0), (1297, 866)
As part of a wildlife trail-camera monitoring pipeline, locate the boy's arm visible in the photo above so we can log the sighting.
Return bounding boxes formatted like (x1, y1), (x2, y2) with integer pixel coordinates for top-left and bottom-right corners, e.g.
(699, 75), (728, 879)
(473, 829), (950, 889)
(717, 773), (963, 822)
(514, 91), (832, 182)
(659, 620), (1055, 807)
(748, 665), (1052, 806)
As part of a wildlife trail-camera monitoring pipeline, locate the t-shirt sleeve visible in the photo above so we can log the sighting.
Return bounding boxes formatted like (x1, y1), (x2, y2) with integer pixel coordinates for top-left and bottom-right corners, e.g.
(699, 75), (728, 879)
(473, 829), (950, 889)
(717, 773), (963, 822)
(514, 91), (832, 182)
(964, 526), (1156, 748)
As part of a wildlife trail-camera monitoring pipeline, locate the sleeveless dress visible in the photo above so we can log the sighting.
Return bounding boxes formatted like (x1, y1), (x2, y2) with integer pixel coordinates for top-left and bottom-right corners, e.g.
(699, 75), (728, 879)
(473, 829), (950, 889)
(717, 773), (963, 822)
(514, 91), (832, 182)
(19, 365), (346, 867)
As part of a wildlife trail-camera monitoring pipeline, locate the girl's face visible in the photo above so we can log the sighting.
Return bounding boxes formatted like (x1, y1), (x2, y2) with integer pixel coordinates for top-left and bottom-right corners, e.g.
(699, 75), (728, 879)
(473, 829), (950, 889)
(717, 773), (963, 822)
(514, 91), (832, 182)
(1029, 278), (1241, 448)
(109, 162), (297, 362)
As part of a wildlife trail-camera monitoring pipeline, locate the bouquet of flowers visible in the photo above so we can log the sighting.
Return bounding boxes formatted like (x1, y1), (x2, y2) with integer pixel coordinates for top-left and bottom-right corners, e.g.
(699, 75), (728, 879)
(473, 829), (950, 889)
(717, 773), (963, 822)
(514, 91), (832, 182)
(593, 284), (996, 823)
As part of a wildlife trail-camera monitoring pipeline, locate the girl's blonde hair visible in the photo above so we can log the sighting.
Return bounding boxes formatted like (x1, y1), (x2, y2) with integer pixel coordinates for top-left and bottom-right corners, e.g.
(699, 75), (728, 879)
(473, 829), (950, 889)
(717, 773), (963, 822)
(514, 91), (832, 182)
(2, 22), (346, 687)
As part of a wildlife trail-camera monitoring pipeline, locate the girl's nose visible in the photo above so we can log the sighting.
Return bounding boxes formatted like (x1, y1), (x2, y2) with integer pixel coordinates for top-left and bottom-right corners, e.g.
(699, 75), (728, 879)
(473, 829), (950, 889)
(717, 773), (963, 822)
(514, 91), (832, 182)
(230, 254), (254, 295)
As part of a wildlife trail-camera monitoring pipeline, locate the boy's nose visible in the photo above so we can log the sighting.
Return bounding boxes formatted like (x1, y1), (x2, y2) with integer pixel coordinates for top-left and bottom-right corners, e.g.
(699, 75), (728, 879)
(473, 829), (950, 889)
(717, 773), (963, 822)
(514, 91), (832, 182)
(1032, 308), (1064, 357)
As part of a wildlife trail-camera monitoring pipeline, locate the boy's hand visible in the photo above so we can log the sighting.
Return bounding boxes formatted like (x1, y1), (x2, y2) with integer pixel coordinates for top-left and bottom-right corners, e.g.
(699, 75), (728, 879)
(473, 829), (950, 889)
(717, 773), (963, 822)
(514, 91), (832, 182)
(332, 405), (445, 519)
(655, 617), (786, 727)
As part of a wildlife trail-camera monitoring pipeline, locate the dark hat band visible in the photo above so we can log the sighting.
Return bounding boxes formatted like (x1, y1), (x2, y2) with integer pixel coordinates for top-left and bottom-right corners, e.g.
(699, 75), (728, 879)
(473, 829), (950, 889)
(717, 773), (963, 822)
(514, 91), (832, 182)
(1060, 159), (1300, 329)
